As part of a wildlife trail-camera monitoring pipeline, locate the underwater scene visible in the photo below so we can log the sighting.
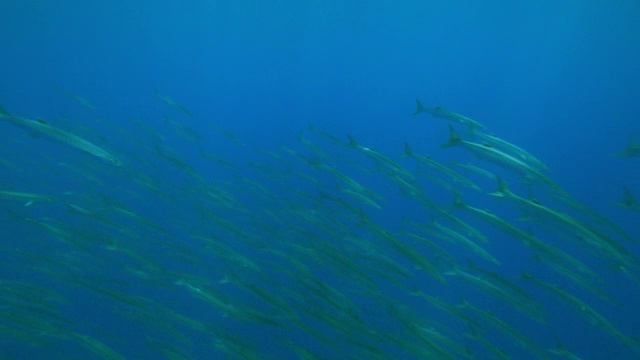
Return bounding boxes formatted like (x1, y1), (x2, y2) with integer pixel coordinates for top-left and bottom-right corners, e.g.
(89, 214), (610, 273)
(1, 1), (640, 359)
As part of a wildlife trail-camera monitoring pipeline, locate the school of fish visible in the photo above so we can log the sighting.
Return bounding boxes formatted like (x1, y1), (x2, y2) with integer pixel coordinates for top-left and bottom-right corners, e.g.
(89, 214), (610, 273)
(0, 94), (638, 359)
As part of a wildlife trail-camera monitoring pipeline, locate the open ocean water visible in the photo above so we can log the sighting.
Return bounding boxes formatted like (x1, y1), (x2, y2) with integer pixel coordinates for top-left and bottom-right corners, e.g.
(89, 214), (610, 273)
(1, 1), (639, 359)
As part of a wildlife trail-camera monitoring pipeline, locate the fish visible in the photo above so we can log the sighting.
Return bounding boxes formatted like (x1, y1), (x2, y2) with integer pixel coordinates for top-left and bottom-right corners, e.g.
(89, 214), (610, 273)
(443, 124), (557, 188)
(0, 106), (122, 166)
(155, 92), (193, 118)
(451, 195), (540, 249)
(0, 190), (57, 206)
(347, 135), (415, 180)
(532, 254), (616, 305)
(613, 137), (640, 158)
(405, 142), (481, 191)
(548, 343), (584, 360)
(490, 177), (635, 265)
(423, 220), (500, 266)
(452, 162), (497, 181)
(615, 187), (640, 211)
(72, 332), (126, 360)
(413, 99), (486, 130)
(470, 130), (550, 172)
(523, 273), (640, 354)
(444, 265), (547, 323)
(550, 186), (638, 244)
(369, 223), (445, 282)
(164, 117), (203, 142)
(56, 88), (96, 110)
(457, 299), (548, 358)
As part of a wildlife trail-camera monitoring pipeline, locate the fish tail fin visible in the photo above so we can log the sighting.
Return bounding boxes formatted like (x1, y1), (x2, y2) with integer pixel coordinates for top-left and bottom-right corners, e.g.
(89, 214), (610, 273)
(441, 124), (462, 148)
(488, 176), (512, 198)
(219, 273), (231, 284)
(413, 99), (427, 116)
(403, 142), (414, 158)
(451, 194), (466, 210)
(347, 134), (358, 149)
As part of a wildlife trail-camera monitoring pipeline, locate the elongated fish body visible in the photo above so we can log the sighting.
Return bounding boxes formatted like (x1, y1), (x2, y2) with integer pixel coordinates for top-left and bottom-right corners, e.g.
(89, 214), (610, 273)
(491, 177), (634, 265)
(451, 195), (540, 249)
(414, 99), (486, 130)
(471, 130), (550, 172)
(155, 92), (193, 118)
(404, 142), (480, 191)
(445, 266), (547, 322)
(523, 273), (636, 349)
(0, 110), (122, 166)
(452, 162), (497, 181)
(426, 220), (500, 266)
(457, 299), (548, 358)
(443, 124), (556, 188)
(0, 190), (56, 206)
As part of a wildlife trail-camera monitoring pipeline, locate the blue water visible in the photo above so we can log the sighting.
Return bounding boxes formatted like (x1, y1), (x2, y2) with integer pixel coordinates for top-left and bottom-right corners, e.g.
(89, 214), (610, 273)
(1, 1), (640, 359)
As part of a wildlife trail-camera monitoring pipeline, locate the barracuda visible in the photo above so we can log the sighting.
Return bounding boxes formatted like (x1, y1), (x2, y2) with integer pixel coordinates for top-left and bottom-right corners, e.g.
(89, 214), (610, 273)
(445, 266), (547, 323)
(470, 130), (550, 172)
(613, 138), (640, 158)
(414, 99), (486, 130)
(451, 195), (540, 249)
(490, 177), (635, 265)
(523, 273), (640, 354)
(424, 220), (500, 266)
(0, 190), (56, 206)
(616, 187), (640, 212)
(155, 92), (193, 118)
(0, 106), (122, 165)
(443, 124), (557, 188)
(405, 142), (481, 191)
(457, 299), (548, 359)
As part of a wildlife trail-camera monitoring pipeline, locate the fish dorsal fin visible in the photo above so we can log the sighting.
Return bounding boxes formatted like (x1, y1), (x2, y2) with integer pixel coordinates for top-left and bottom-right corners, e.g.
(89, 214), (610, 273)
(623, 187), (638, 205)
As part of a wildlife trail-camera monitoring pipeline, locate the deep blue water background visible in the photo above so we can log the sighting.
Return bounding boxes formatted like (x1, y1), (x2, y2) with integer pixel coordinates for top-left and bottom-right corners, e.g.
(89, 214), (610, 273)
(1, 1), (640, 359)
